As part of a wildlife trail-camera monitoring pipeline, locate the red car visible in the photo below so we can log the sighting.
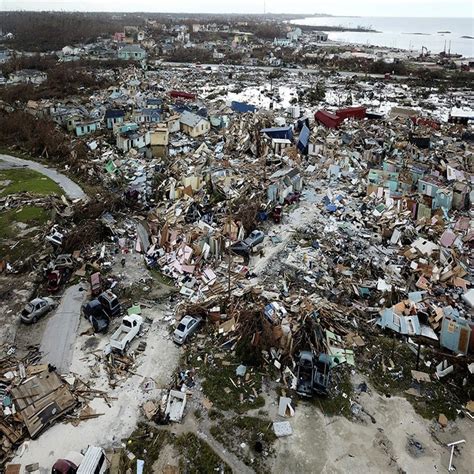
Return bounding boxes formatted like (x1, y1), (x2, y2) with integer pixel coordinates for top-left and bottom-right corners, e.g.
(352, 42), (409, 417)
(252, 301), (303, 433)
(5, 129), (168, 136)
(284, 192), (301, 205)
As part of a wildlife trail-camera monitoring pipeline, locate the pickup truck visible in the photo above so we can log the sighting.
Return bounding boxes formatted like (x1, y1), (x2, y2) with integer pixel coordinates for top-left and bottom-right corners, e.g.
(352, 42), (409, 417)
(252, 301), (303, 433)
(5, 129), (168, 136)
(110, 314), (143, 352)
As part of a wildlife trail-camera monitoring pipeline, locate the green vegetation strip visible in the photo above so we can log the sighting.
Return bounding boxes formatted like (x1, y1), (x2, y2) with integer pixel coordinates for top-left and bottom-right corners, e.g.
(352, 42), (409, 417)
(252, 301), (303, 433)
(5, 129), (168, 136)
(0, 206), (49, 239)
(0, 168), (62, 196)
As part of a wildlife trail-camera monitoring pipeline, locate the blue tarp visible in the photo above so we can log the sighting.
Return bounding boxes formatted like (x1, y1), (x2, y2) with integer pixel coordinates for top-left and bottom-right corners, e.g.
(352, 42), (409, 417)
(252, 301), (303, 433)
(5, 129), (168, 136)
(261, 126), (293, 140)
(231, 101), (257, 113)
(297, 125), (310, 154)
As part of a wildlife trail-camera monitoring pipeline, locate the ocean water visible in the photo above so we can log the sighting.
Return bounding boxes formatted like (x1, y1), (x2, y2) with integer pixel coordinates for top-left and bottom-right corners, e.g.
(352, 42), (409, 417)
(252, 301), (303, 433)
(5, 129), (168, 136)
(291, 17), (474, 57)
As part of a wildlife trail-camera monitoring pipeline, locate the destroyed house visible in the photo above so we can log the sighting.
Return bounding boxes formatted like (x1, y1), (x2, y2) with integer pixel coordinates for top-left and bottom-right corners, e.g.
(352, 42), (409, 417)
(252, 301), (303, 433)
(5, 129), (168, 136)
(179, 111), (210, 137)
(440, 311), (471, 355)
(336, 106), (366, 120)
(75, 119), (100, 137)
(368, 169), (400, 193)
(150, 125), (169, 146)
(418, 178), (453, 210)
(116, 129), (150, 151)
(9, 69), (47, 85)
(105, 109), (125, 129)
(268, 168), (302, 203)
(11, 371), (76, 439)
(261, 126), (293, 141)
(231, 101), (256, 113)
(169, 90), (196, 100)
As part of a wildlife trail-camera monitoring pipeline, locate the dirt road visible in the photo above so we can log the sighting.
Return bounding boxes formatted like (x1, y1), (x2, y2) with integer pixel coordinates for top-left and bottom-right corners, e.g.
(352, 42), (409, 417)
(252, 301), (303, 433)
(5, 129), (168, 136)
(40, 283), (87, 374)
(0, 153), (88, 201)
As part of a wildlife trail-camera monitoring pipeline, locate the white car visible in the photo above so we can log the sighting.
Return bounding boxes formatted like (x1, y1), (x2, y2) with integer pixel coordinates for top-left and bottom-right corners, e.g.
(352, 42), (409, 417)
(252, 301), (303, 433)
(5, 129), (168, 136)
(173, 315), (202, 345)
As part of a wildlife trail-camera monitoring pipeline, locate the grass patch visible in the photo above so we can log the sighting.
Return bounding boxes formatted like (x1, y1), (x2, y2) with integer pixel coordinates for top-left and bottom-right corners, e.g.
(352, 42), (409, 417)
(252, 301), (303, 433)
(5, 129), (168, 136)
(0, 206), (49, 239)
(210, 416), (276, 472)
(0, 168), (62, 196)
(197, 350), (266, 413)
(121, 422), (172, 473)
(150, 268), (175, 287)
(175, 432), (231, 474)
(358, 334), (460, 421)
(313, 364), (353, 417)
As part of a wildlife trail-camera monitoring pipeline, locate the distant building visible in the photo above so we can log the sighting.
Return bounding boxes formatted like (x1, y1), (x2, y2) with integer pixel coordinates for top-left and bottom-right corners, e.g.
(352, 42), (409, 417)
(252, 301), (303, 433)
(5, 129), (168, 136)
(118, 45), (147, 61)
(273, 38), (291, 47)
(314, 32), (328, 42)
(9, 69), (47, 85)
(287, 28), (303, 42)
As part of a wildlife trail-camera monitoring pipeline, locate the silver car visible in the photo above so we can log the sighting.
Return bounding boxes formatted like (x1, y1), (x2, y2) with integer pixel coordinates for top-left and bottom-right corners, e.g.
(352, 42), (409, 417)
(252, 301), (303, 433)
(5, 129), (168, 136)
(21, 297), (56, 324)
(173, 315), (202, 345)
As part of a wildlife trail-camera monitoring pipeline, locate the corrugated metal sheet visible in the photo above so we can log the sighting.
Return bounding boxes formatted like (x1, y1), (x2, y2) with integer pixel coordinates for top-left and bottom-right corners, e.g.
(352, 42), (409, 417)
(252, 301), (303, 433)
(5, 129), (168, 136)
(231, 101), (256, 113)
(297, 125), (310, 154)
(314, 110), (342, 129)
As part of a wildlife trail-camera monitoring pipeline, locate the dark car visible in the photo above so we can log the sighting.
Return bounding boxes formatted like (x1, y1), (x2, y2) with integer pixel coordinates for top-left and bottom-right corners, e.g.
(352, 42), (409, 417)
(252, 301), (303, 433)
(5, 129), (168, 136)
(313, 354), (332, 396)
(82, 300), (110, 333)
(296, 351), (331, 397)
(230, 230), (265, 257)
(296, 351), (315, 397)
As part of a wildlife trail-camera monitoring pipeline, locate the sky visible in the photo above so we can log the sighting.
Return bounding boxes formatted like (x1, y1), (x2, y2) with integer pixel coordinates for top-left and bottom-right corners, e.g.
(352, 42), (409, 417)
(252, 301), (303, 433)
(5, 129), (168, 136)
(1, 0), (473, 17)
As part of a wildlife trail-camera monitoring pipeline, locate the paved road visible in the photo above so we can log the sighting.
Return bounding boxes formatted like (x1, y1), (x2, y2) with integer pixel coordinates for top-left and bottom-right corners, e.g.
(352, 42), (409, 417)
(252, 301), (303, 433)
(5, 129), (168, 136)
(0, 153), (88, 201)
(40, 284), (87, 374)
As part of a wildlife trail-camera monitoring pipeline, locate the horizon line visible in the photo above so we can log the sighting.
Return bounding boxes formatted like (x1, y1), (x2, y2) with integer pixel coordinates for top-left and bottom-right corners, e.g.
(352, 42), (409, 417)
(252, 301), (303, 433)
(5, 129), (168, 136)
(1, 10), (473, 18)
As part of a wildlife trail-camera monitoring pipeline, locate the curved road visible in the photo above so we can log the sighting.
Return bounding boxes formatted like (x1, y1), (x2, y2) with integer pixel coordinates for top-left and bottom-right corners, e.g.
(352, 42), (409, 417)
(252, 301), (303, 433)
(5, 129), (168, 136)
(0, 153), (87, 201)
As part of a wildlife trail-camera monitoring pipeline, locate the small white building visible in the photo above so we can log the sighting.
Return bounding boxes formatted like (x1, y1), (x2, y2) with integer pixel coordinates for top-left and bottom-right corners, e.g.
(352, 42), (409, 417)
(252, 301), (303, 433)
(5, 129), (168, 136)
(179, 111), (210, 138)
(116, 130), (151, 152)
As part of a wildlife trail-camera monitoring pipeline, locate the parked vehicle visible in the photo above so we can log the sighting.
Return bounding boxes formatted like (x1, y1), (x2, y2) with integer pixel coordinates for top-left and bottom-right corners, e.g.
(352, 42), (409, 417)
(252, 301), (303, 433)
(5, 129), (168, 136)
(110, 314), (143, 352)
(313, 354), (332, 396)
(173, 315), (202, 345)
(45, 226), (64, 247)
(77, 446), (108, 474)
(230, 230), (265, 257)
(52, 459), (80, 474)
(97, 290), (121, 317)
(284, 192), (301, 205)
(90, 272), (102, 297)
(82, 300), (110, 333)
(272, 205), (283, 224)
(296, 351), (315, 397)
(296, 351), (331, 397)
(243, 230), (265, 248)
(21, 297), (56, 324)
(53, 254), (74, 269)
(52, 446), (107, 474)
(47, 269), (64, 293)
